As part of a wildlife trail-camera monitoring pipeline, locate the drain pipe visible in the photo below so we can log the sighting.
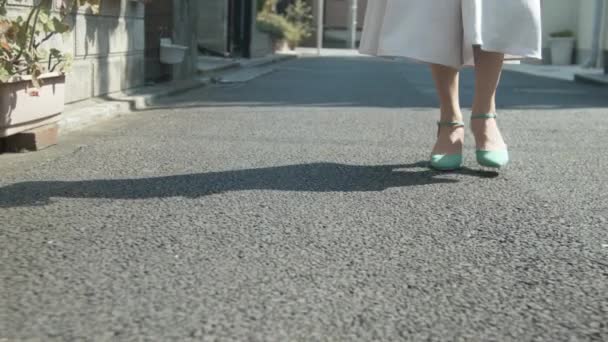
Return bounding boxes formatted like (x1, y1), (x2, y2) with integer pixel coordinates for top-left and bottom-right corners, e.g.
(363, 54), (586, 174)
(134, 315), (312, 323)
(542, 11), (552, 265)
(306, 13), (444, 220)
(317, 0), (324, 55)
(582, 0), (606, 68)
(348, 0), (358, 49)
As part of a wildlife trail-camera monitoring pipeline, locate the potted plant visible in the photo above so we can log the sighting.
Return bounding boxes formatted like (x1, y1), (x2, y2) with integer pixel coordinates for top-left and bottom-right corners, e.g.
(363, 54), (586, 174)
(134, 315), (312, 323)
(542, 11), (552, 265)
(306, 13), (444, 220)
(549, 30), (575, 65)
(283, 0), (313, 50)
(0, 0), (99, 143)
(257, 0), (304, 52)
(256, 9), (292, 52)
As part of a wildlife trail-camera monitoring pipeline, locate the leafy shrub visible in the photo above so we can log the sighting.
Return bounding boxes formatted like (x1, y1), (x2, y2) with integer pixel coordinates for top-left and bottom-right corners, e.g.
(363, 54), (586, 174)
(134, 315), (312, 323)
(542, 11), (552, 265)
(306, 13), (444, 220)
(0, 0), (101, 85)
(256, 11), (293, 41)
(284, 0), (313, 47)
(257, 0), (313, 49)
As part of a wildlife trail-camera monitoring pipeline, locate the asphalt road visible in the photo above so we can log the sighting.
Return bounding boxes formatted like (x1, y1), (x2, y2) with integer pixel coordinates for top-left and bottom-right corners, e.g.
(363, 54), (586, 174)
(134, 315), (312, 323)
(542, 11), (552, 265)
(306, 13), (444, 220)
(1, 56), (607, 341)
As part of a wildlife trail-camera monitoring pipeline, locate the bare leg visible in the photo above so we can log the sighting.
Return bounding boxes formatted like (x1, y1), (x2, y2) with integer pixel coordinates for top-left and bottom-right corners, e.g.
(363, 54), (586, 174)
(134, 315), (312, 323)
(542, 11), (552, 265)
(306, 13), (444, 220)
(430, 64), (464, 156)
(471, 47), (507, 151)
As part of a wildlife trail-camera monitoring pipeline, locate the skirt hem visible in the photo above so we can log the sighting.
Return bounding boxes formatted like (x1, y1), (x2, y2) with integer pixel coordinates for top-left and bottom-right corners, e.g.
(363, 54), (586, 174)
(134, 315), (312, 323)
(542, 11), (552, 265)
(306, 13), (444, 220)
(359, 44), (542, 69)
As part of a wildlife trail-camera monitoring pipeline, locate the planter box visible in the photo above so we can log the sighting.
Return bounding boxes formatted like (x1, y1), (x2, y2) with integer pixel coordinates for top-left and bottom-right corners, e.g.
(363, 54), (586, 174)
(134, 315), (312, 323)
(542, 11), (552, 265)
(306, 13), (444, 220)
(549, 37), (575, 65)
(273, 39), (291, 53)
(0, 73), (65, 138)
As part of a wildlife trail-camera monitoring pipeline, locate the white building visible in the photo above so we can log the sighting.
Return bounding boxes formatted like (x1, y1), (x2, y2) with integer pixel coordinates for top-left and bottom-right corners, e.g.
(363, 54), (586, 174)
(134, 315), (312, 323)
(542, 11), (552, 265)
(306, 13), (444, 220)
(542, 0), (608, 68)
(309, 0), (608, 71)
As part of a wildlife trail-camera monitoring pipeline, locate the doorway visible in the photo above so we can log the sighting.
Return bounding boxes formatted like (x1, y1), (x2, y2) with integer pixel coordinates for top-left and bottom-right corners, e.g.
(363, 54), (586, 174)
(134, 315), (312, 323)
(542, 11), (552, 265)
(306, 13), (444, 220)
(144, 0), (174, 81)
(227, 0), (253, 58)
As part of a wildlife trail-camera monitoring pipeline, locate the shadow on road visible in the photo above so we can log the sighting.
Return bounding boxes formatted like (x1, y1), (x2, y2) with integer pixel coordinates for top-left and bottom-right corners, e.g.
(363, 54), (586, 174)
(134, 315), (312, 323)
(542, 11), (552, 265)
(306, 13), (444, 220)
(0, 162), (496, 207)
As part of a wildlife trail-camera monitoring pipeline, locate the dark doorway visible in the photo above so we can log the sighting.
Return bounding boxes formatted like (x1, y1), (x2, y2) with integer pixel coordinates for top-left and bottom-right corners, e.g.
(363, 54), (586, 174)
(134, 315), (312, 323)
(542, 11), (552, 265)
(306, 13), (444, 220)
(227, 0), (253, 58)
(144, 0), (173, 81)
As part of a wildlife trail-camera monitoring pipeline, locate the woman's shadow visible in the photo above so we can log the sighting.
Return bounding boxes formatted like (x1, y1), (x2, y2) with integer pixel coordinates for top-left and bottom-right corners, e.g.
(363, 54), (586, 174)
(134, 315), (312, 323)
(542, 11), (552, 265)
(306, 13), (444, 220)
(0, 162), (496, 207)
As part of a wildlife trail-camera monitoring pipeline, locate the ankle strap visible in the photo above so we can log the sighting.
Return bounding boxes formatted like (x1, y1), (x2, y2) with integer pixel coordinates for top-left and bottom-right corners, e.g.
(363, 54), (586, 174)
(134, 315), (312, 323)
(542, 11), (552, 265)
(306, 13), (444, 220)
(437, 121), (465, 127)
(471, 113), (497, 120)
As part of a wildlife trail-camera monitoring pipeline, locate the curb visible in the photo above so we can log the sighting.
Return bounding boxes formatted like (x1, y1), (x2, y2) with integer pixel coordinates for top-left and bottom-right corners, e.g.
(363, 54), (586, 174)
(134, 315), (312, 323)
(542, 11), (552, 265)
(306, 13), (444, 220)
(58, 53), (297, 135)
(238, 53), (297, 68)
(574, 73), (608, 87)
(59, 79), (205, 134)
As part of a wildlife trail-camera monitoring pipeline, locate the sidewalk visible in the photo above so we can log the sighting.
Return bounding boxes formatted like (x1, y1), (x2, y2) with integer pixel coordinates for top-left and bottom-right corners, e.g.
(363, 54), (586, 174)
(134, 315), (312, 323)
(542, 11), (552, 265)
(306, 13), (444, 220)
(503, 63), (606, 84)
(294, 47), (366, 57)
(61, 53), (296, 135)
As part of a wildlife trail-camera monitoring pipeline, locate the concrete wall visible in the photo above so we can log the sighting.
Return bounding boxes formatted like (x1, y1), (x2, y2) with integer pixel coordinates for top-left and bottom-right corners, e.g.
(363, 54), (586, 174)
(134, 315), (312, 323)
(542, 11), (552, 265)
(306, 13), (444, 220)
(6, 0), (146, 104)
(541, 0), (607, 65)
(250, 1), (274, 58)
(541, 0), (579, 48)
(145, 0), (173, 81)
(198, 0), (229, 54)
(172, 0), (199, 80)
(65, 0), (145, 103)
(573, 0), (598, 64)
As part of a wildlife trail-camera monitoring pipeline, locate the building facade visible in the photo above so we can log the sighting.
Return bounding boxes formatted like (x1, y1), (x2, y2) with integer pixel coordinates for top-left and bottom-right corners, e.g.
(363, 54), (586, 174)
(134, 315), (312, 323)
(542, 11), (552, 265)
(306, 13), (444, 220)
(542, 0), (608, 67)
(198, 0), (273, 59)
(5, 0), (272, 106)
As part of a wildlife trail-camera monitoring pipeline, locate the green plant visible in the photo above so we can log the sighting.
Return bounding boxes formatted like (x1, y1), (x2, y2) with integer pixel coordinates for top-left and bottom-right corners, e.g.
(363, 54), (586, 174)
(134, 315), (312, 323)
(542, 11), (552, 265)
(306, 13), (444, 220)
(256, 11), (293, 41)
(0, 0), (101, 86)
(257, 0), (269, 13)
(257, 0), (312, 49)
(550, 30), (575, 38)
(284, 0), (313, 48)
(260, 0), (278, 14)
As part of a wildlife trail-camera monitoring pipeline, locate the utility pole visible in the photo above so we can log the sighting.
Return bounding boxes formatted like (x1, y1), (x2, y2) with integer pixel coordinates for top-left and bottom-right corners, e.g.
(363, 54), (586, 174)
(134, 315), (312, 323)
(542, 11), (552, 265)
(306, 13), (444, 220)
(317, 0), (324, 55)
(348, 0), (358, 49)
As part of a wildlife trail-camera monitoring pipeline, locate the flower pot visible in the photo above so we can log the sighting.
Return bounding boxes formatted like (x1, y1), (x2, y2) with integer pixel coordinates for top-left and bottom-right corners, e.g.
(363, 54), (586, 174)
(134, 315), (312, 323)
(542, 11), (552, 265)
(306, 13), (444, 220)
(160, 38), (189, 65)
(0, 73), (65, 138)
(273, 39), (290, 52)
(549, 37), (575, 65)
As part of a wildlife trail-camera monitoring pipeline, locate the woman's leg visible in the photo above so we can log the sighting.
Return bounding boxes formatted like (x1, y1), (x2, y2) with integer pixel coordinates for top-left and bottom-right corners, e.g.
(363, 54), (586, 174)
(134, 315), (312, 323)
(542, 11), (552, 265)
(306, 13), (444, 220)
(471, 47), (507, 151)
(430, 64), (464, 156)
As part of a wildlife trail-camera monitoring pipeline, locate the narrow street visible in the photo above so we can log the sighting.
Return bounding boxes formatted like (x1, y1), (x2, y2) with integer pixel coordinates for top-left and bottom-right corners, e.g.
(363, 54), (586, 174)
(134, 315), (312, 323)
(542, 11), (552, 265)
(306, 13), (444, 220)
(2, 56), (607, 340)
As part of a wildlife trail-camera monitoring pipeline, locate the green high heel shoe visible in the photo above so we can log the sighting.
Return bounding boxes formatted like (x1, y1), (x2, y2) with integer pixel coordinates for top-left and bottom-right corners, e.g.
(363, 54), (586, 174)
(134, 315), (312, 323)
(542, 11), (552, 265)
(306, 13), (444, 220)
(429, 121), (465, 171)
(471, 113), (509, 168)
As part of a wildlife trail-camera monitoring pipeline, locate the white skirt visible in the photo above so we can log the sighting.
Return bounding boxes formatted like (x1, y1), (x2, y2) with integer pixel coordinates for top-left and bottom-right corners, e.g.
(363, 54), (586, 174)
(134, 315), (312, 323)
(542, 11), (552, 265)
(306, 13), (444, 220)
(359, 0), (542, 68)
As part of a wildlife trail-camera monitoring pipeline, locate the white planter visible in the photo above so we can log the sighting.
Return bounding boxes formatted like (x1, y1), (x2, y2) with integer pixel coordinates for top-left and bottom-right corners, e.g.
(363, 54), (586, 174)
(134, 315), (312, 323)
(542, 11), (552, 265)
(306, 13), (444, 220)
(273, 39), (290, 53)
(0, 73), (65, 138)
(549, 37), (575, 65)
(160, 38), (189, 65)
